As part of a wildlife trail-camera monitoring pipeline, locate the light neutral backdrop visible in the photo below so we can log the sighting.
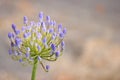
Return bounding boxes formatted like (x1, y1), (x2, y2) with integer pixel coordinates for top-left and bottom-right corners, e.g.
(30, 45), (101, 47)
(0, 0), (120, 80)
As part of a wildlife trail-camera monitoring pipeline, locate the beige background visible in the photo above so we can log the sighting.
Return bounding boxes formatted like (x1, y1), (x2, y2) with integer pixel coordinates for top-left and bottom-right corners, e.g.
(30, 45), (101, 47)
(0, 0), (120, 80)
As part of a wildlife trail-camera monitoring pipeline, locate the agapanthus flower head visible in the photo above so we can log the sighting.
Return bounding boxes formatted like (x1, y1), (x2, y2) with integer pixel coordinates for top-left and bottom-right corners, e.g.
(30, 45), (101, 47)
(8, 12), (67, 72)
(23, 16), (28, 24)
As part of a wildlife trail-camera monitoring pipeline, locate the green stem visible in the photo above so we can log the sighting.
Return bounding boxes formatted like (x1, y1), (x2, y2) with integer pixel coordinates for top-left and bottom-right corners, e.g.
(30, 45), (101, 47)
(31, 59), (38, 80)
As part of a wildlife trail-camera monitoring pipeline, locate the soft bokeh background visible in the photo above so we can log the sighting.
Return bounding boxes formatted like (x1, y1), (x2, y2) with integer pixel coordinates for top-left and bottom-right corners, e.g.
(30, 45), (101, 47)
(0, 0), (120, 80)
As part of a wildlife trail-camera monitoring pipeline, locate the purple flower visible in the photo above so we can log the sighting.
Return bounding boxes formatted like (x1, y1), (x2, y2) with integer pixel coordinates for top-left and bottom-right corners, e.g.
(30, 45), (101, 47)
(42, 37), (47, 43)
(58, 24), (62, 29)
(49, 20), (54, 26)
(15, 37), (22, 46)
(59, 32), (64, 38)
(23, 33), (28, 38)
(61, 41), (65, 47)
(11, 24), (20, 35)
(63, 28), (67, 34)
(37, 32), (42, 39)
(22, 26), (26, 32)
(15, 30), (20, 35)
(46, 65), (50, 70)
(8, 12), (67, 72)
(39, 12), (43, 21)
(25, 52), (29, 58)
(8, 49), (12, 55)
(26, 47), (30, 52)
(41, 22), (46, 32)
(38, 56), (42, 61)
(8, 32), (14, 39)
(42, 27), (46, 32)
(53, 32), (57, 37)
(53, 20), (56, 26)
(37, 45), (41, 51)
(41, 22), (46, 27)
(52, 35), (55, 40)
(30, 21), (35, 26)
(19, 59), (23, 62)
(23, 16), (28, 24)
(37, 22), (41, 27)
(12, 24), (16, 31)
(49, 28), (54, 33)
(46, 16), (50, 22)
(26, 26), (31, 30)
(58, 24), (62, 33)
(55, 51), (60, 57)
(51, 43), (56, 51)
(23, 32), (30, 38)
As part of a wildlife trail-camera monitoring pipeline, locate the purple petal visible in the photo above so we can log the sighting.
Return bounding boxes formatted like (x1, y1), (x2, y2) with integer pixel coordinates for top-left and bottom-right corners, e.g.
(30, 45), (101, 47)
(49, 28), (54, 33)
(52, 35), (56, 40)
(8, 49), (12, 55)
(55, 51), (60, 57)
(51, 43), (56, 51)
(37, 32), (42, 39)
(46, 65), (50, 70)
(41, 22), (46, 27)
(58, 24), (62, 33)
(26, 47), (30, 52)
(23, 16), (28, 24)
(30, 21), (35, 26)
(8, 32), (14, 38)
(26, 26), (31, 30)
(39, 12), (43, 21)
(53, 20), (56, 26)
(61, 41), (65, 47)
(41, 22), (46, 32)
(22, 26), (26, 32)
(46, 16), (50, 22)
(25, 52), (29, 58)
(37, 45), (41, 51)
(19, 59), (23, 62)
(38, 56), (42, 61)
(59, 32), (64, 38)
(15, 30), (20, 35)
(23, 33), (27, 38)
(42, 27), (46, 32)
(63, 28), (67, 34)
(11, 24), (16, 31)
(15, 37), (22, 46)
(37, 22), (41, 27)
(58, 24), (62, 29)
(49, 20), (54, 26)
(42, 37), (47, 43)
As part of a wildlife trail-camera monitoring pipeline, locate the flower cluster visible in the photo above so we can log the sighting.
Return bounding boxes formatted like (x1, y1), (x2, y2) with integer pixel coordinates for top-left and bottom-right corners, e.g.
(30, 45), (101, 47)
(8, 12), (67, 72)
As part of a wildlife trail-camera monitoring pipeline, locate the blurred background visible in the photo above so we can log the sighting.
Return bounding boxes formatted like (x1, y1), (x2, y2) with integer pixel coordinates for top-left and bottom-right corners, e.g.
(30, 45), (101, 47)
(0, 0), (120, 80)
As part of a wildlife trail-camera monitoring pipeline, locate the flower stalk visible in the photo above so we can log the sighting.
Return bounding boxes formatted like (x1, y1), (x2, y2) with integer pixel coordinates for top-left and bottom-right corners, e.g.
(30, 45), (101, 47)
(31, 59), (38, 80)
